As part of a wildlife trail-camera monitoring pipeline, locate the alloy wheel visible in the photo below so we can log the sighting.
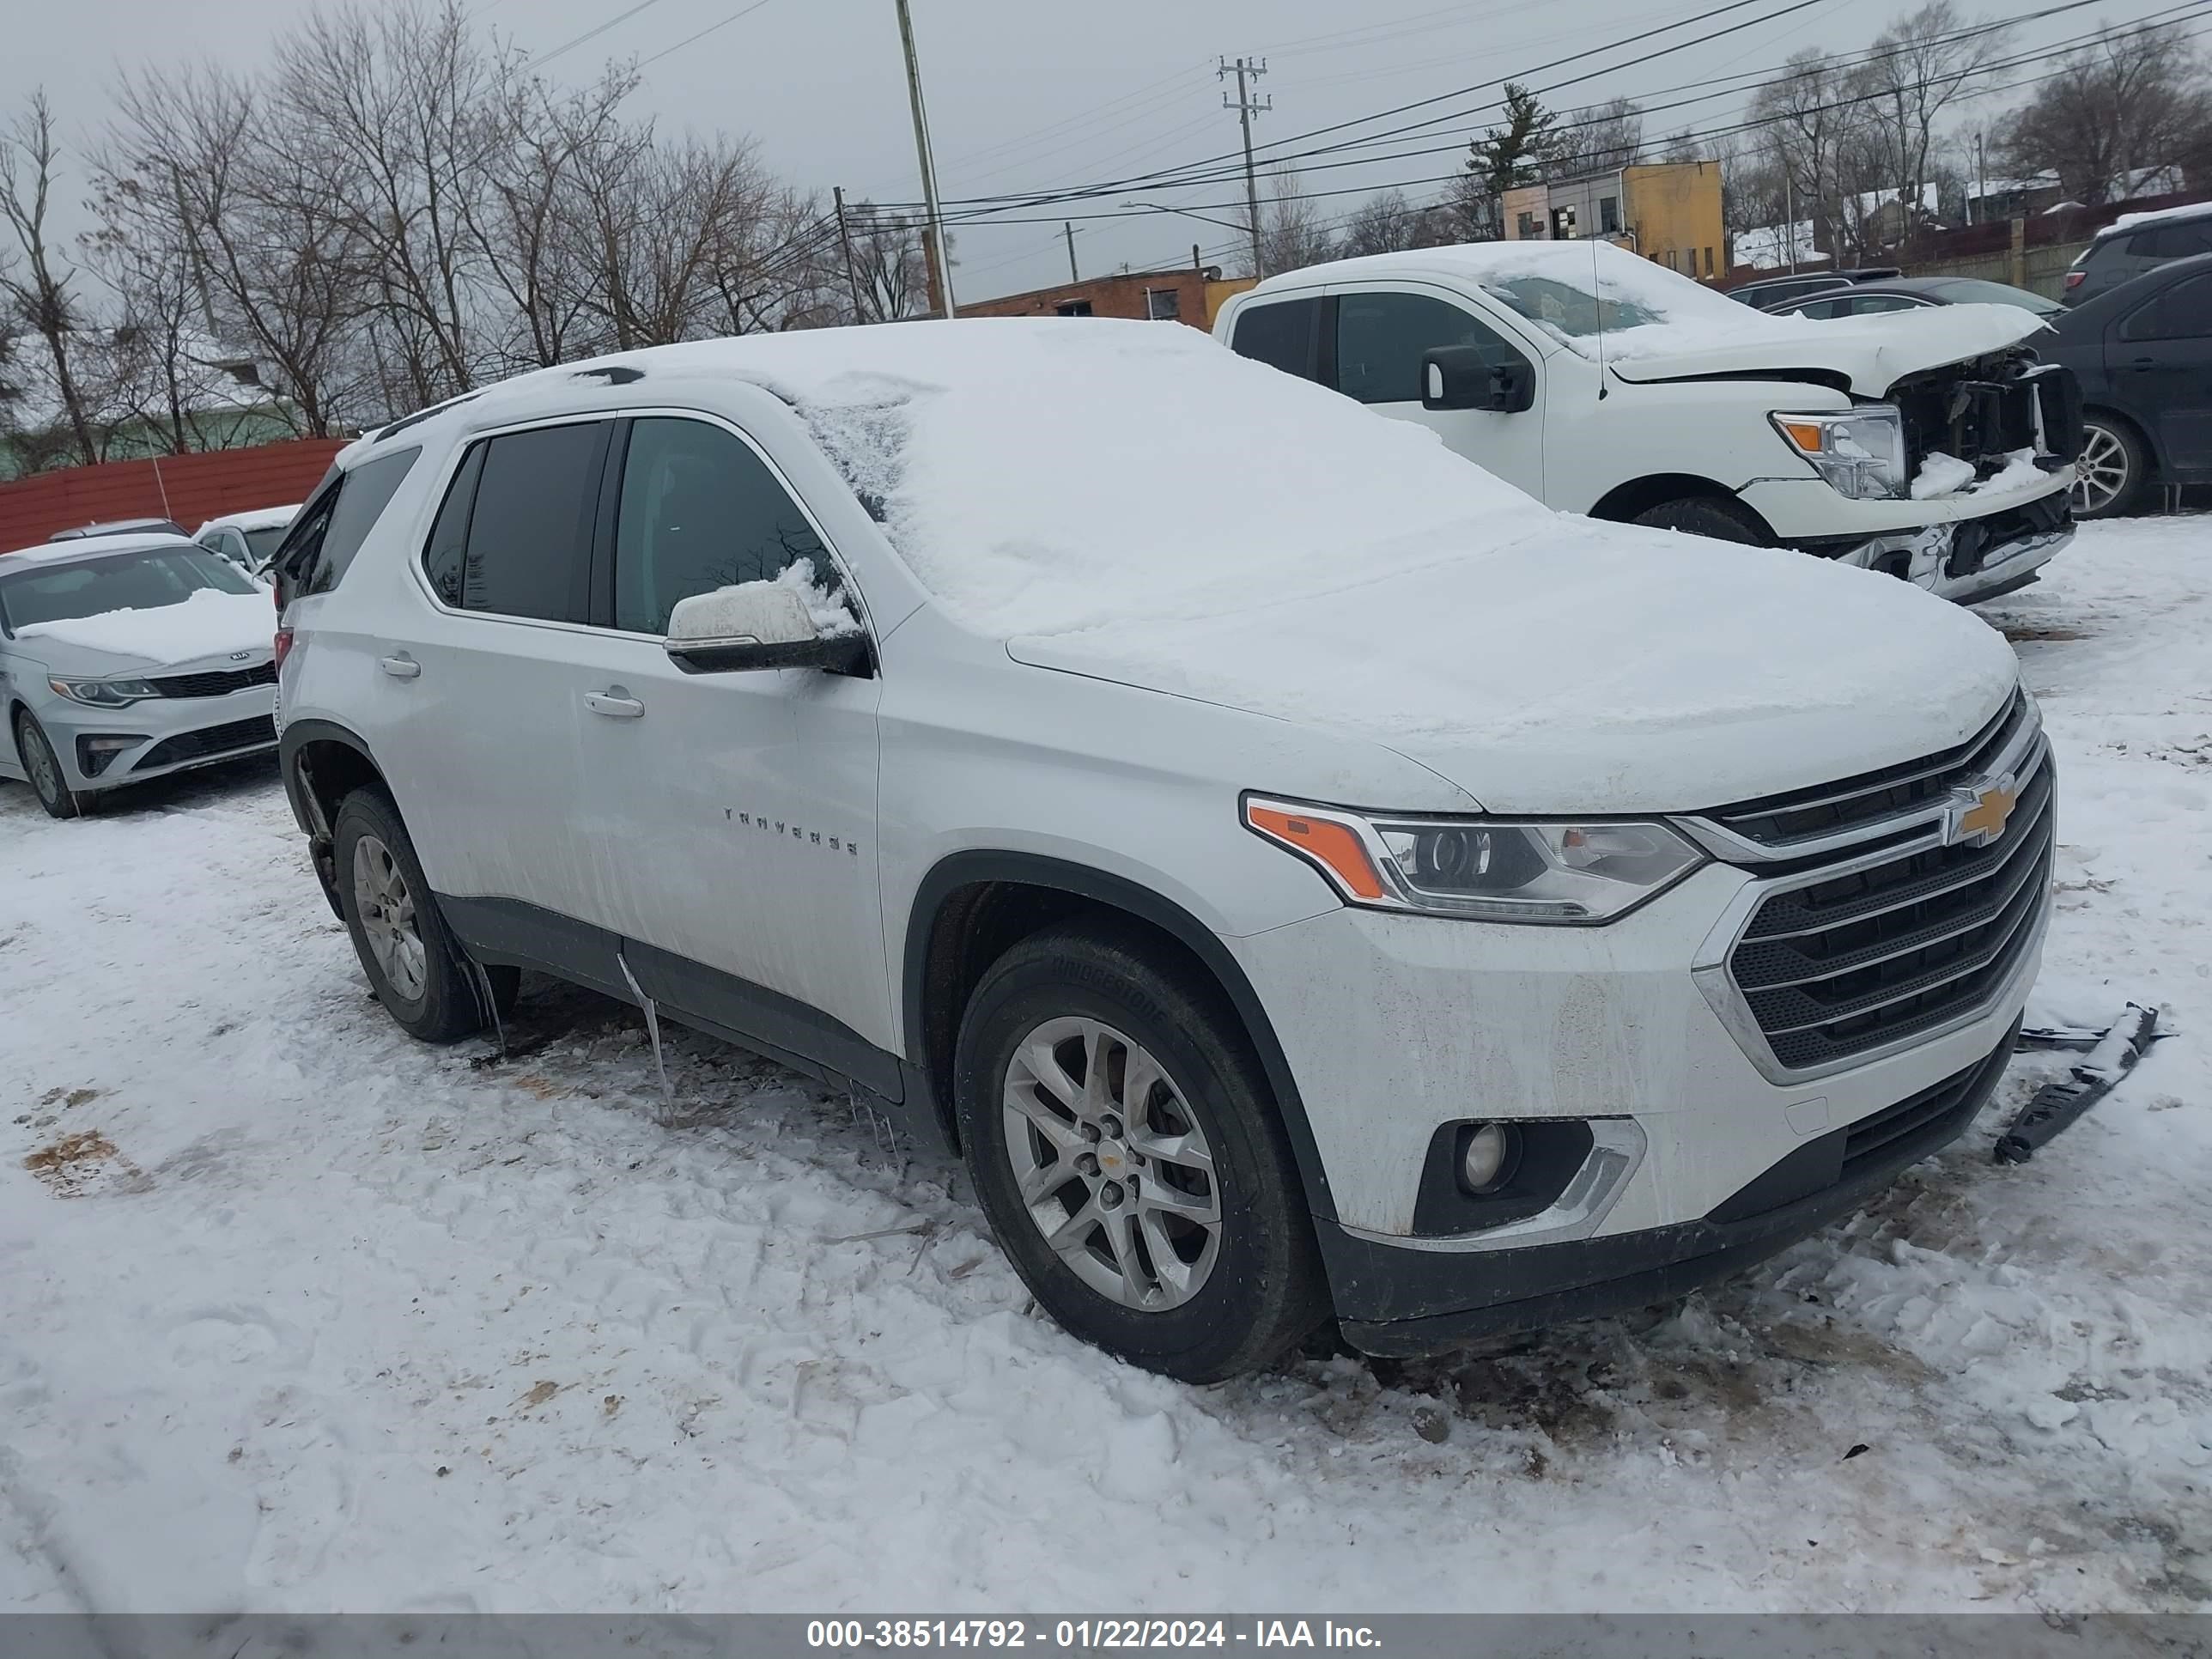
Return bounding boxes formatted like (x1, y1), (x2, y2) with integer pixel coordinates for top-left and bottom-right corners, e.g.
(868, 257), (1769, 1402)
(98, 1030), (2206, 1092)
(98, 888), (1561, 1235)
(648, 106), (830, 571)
(2072, 423), (2131, 516)
(352, 833), (428, 1000)
(1000, 1015), (1223, 1311)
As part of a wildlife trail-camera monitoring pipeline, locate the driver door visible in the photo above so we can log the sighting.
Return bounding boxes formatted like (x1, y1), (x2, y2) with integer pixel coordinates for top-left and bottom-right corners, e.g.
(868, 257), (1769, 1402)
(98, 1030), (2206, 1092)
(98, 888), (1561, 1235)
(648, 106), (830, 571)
(1323, 283), (1548, 498)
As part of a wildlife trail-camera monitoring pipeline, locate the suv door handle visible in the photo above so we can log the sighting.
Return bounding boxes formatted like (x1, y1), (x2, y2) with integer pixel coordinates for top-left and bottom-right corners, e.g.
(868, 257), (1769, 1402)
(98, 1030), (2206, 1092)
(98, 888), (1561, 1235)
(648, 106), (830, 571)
(585, 690), (645, 720)
(378, 654), (422, 679)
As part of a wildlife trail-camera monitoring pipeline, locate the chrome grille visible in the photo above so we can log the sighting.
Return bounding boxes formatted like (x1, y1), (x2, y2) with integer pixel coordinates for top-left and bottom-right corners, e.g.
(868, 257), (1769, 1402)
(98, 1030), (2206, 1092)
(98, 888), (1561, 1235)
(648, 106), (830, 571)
(1689, 689), (2054, 1077)
(1705, 690), (2032, 856)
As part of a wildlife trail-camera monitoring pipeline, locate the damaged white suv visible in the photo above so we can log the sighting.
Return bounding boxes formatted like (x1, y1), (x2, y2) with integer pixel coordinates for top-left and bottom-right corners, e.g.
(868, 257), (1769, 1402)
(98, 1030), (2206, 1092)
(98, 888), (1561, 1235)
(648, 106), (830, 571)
(1217, 241), (2080, 605)
(274, 320), (2051, 1381)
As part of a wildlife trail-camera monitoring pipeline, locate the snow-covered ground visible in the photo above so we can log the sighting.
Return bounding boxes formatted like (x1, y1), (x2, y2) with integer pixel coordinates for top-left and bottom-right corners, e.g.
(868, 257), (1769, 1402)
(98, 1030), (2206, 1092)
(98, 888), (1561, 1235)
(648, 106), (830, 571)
(3, 517), (2209, 1615)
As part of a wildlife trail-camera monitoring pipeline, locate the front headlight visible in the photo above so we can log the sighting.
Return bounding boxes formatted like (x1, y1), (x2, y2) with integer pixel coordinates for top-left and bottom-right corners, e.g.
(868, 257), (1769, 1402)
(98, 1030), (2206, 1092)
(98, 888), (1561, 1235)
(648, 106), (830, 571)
(1243, 797), (1705, 924)
(1771, 406), (1908, 501)
(47, 677), (159, 707)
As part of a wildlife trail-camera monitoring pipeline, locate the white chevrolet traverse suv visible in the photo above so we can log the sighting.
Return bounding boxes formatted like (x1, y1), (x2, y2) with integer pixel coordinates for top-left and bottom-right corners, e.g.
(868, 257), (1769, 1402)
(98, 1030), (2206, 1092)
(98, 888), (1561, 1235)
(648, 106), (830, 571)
(272, 319), (2051, 1381)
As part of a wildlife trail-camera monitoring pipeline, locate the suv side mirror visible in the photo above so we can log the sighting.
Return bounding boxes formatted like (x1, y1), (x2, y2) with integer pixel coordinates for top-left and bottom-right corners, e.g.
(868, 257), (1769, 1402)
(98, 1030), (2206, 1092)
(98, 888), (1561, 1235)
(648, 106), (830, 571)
(664, 580), (870, 675)
(1421, 345), (1534, 413)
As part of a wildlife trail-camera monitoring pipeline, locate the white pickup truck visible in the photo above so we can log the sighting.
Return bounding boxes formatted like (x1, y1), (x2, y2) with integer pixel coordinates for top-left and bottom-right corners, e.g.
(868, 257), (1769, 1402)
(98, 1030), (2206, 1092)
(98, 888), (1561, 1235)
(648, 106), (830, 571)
(1215, 241), (2080, 605)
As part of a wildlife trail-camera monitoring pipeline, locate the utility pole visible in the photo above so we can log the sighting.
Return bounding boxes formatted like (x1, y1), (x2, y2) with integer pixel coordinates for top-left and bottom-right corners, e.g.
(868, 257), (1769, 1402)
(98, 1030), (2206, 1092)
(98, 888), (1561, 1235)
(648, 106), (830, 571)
(894, 0), (957, 317)
(1064, 221), (1079, 283)
(834, 186), (866, 322)
(1972, 131), (1987, 228)
(1218, 56), (1271, 279)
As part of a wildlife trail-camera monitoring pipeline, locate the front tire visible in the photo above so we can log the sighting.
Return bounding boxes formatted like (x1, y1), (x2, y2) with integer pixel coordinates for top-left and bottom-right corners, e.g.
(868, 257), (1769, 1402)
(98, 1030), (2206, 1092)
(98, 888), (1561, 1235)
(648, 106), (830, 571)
(14, 712), (94, 820)
(1632, 495), (1771, 544)
(955, 923), (1328, 1382)
(2073, 415), (2146, 519)
(332, 786), (504, 1042)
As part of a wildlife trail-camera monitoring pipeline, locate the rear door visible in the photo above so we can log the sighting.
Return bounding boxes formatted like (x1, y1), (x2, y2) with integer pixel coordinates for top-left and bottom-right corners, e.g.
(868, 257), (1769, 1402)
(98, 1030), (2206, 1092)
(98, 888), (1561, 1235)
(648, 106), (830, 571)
(2112, 270), (2212, 478)
(566, 413), (895, 1078)
(369, 419), (614, 921)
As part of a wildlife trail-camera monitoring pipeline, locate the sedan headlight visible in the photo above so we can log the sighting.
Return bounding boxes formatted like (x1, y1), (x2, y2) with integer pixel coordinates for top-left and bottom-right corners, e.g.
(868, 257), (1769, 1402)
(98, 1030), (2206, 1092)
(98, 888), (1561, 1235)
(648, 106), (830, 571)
(47, 676), (160, 707)
(1771, 406), (1908, 501)
(1243, 797), (1704, 923)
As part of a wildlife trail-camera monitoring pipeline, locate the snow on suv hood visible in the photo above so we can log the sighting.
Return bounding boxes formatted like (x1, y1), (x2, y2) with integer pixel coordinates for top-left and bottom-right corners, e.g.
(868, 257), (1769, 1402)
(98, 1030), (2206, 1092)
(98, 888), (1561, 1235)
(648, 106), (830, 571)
(1011, 518), (2015, 814)
(1604, 302), (2049, 397)
(498, 319), (2017, 813)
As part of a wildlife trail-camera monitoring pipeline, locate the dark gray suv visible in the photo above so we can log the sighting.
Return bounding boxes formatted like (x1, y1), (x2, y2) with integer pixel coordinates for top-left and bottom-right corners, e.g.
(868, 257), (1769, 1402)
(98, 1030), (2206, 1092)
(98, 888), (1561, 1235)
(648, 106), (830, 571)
(2063, 207), (2212, 306)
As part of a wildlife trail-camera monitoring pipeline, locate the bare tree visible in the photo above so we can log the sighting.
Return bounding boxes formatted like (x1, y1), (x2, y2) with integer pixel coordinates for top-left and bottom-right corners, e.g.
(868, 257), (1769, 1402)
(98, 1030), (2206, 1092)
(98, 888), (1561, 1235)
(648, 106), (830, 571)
(1851, 3), (2009, 241)
(1995, 21), (2212, 205)
(106, 64), (367, 436)
(1747, 50), (1880, 260)
(1549, 99), (1644, 180)
(1, 92), (100, 465)
(1339, 189), (1419, 258)
(468, 64), (637, 370)
(273, 1), (500, 408)
(1257, 167), (1335, 277)
(842, 202), (931, 322)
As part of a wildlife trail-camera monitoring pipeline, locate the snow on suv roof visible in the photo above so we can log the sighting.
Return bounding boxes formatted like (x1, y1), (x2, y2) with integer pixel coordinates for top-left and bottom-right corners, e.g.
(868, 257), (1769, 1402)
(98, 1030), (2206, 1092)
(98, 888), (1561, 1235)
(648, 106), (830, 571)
(3, 532), (200, 567)
(347, 317), (1561, 639)
(1244, 240), (1813, 362)
(2097, 198), (2212, 240)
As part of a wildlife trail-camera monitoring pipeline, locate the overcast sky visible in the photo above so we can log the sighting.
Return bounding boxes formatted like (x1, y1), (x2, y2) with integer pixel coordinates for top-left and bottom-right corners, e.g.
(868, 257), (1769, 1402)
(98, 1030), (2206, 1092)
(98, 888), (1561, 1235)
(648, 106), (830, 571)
(0, 0), (2171, 303)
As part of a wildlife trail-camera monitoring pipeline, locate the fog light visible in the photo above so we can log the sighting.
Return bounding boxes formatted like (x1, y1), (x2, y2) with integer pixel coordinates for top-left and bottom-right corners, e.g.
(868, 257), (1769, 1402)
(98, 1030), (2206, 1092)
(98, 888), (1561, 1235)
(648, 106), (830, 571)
(1461, 1121), (1512, 1192)
(76, 735), (146, 778)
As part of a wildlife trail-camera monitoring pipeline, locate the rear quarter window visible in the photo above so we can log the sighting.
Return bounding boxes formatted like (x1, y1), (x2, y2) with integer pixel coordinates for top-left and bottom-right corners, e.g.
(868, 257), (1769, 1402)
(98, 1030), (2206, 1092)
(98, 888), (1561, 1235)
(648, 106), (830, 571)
(273, 447), (422, 600)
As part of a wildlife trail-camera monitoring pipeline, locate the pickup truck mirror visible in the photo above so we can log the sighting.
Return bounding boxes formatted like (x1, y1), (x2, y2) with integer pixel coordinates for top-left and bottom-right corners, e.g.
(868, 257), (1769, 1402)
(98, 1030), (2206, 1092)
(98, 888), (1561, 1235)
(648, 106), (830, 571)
(1421, 346), (1534, 414)
(663, 580), (870, 676)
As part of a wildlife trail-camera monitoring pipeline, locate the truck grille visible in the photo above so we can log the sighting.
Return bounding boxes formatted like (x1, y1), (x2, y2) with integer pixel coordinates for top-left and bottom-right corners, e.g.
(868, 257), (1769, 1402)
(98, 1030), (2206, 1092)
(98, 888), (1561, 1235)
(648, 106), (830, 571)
(150, 662), (276, 699)
(1707, 690), (2031, 856)
(133, 714), (277, 772)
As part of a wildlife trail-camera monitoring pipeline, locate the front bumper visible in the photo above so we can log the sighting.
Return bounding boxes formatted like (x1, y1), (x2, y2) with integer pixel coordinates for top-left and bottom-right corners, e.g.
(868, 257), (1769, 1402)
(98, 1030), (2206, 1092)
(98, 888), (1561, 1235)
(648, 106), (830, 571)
(1745, 471), (2075, 605)
(1226, 842), (2046, 1352)
(1327, 1024), (2014, 1354)
(33, 684), (277, 792)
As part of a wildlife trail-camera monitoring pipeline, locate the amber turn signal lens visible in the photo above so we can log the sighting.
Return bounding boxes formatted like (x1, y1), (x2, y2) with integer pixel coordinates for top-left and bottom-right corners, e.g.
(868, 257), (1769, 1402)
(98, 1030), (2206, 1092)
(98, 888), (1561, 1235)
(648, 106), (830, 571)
(1244, 803), (1386, 901)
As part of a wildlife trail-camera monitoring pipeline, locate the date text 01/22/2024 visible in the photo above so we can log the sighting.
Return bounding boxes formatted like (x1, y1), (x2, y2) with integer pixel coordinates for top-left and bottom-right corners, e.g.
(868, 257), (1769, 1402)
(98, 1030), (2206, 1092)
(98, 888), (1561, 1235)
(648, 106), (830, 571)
(805, 1621), (1383, 1650)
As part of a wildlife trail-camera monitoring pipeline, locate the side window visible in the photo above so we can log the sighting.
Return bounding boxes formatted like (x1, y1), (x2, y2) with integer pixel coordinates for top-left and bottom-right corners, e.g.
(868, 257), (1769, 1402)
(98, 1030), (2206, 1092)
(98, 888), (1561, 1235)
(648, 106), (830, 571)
(1849, 295), (1923, 314)
(306, 447), (420, 596)
(2120, 272), (2212, 343)
(1334, 291), (1531, 405)
(454, 422), (610, 623)
(2135, 222), (2212, 260)
(1793, 297), (1845, 319)
(612, 417), (836, 636)
(270, 477), (345, 607)
(1228, 297), (1320, 380)
(420, 443), (487, 608)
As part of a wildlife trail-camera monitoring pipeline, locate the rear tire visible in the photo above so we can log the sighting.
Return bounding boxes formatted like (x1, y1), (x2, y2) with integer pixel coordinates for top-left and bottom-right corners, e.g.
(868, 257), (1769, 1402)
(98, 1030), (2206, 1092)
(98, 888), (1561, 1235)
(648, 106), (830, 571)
(14, 712), (94, 820)
(1632, 495), (1771, 544)
(332, 786), (497, 1042)
(955, 922), (1328, 1382)
(2072, 414), (2146, 520)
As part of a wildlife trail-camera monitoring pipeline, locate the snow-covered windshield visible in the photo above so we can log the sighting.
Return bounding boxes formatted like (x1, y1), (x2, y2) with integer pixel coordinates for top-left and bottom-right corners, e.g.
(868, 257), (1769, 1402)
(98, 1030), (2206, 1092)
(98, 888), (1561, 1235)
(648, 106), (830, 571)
(1352, 240), (1809, 362)
(0, 546), (258, 631)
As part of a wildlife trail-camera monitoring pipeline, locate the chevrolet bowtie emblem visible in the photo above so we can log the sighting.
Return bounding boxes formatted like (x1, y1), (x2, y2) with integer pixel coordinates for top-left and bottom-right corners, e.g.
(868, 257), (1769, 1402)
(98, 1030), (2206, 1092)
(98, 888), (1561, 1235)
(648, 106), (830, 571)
(1945, 776), (2018, 848)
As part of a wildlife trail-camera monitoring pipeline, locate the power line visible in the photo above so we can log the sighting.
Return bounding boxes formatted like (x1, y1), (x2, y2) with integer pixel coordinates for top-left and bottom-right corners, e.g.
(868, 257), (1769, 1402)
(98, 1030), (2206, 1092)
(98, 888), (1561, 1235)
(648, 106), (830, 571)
(917, 8), (2212, 234)
(889, 0), (2173, 222)
(529, 0), (672, 70)
(634, 0), (781, 71)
